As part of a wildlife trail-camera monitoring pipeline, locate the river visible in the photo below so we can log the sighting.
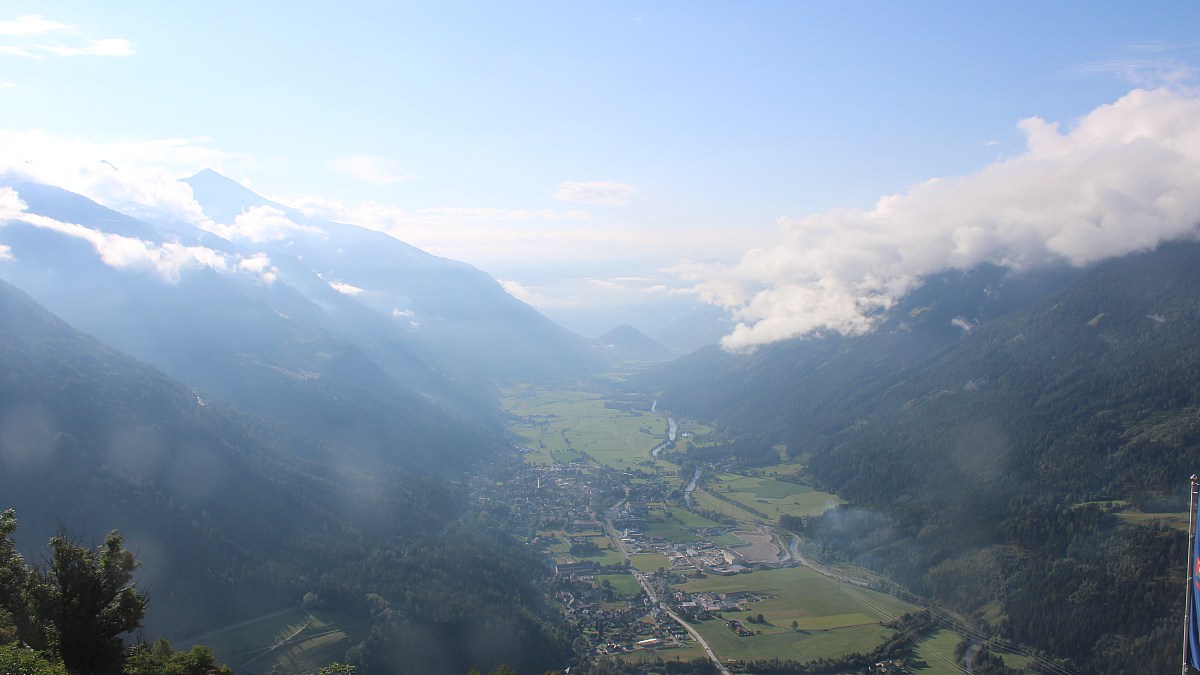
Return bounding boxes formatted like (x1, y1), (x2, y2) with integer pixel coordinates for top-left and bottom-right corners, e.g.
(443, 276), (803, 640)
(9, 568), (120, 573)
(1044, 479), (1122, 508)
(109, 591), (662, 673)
(684, 466), (702, 509)
(650, 399), (677, 458)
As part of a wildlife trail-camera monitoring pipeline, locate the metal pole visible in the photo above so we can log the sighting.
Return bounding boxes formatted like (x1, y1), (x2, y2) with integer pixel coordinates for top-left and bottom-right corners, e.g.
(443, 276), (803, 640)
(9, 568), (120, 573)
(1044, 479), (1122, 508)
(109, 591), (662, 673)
(1183, 474), (1198, 675)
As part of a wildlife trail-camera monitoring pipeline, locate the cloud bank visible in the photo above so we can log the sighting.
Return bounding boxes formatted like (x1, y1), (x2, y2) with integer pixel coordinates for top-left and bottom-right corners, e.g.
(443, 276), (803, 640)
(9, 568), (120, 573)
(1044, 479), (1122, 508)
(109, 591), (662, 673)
(0, 14), (133, 58)
(0, 186), (277, 284)
(686, 87), (1200, 351)
(0, 130), (231, 226)
(200, 204), (323, 243)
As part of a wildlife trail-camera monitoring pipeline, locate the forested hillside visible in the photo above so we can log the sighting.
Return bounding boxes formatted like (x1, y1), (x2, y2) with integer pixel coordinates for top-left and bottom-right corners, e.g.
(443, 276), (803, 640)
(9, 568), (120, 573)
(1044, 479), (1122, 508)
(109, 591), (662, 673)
(0, 280), (570, 673)
(651, 242), (1200, 673)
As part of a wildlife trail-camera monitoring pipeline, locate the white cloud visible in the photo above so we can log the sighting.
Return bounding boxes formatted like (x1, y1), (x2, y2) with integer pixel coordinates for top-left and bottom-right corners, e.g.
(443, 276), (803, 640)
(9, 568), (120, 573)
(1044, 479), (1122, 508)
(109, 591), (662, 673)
(0, 186), (25, 220)
(554, 180), (638, 205)
(329, 280), (364, 296)
(41, 38), (134, 57)
(0, 15), (132, 58)
(0, 15), (72, 37)
(0, 185), (284, 284)
(2, 200), (215, 282)
(201, 205), (323, 243)
(0, 130), (234, 227)
(237, 252), (278, 285)
(690, 87), (1200, 351)
(1064, 43), (1196, 88)
(329, 155), (413, 185)
(499, 279), (536, 304)
(0, 244), (12, 261)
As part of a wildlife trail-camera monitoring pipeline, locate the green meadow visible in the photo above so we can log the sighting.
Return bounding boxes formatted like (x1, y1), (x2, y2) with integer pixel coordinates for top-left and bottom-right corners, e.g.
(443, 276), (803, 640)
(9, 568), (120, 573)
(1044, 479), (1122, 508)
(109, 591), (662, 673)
(187, 609), (369, 674)
(503, 385), (673, 468)
(675, 567), (919, 663)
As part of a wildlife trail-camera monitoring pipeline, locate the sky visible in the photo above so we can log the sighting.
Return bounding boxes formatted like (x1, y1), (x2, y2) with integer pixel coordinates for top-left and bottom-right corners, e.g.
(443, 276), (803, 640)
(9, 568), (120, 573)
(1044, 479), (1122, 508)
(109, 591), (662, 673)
(1, 2), (1199, 345)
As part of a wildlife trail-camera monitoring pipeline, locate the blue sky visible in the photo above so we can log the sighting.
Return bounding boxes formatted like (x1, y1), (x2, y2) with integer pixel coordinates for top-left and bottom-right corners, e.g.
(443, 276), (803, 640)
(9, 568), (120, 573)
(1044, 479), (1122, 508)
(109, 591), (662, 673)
(1, 2), (1199, 342)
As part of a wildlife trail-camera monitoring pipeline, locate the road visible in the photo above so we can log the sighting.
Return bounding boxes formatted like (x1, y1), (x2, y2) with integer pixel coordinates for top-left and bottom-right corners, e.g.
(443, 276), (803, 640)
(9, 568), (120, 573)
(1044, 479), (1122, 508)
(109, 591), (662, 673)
(603, 500), (731, 675)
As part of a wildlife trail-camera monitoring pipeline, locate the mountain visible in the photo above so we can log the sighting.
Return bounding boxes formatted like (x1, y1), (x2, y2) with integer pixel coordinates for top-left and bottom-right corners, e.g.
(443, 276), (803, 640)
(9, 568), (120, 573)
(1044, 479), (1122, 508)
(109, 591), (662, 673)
(597, 323), (672, 362)
(0, 279), (572, 672)
(0, 177), (506, 472)
(647, 243), (1200, 673)
(183, 169), (605, 380)
(0, 277), (421, 636)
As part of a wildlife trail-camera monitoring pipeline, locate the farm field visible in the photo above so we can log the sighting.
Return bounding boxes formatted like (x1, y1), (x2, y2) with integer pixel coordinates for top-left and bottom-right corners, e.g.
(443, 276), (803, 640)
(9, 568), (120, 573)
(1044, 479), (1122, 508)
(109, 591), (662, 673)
(706, 473), (845, 520)
(640, 508), (727, 543)
(615, 643), (708, 665)
(186, 609), (369, 674)
(502, 385), (675, 468)
(911, 628), (968, 674)
(675, 567), (919, 663)
(690, 617), (894, 663)
(594, 573), (643, 597)
(630, 552), (672, 572)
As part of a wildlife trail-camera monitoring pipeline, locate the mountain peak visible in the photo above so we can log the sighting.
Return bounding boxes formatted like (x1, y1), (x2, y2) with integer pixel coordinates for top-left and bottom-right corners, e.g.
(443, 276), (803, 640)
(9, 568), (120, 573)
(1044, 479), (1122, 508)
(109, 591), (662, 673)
(184, 169), (274, 223)
(598, 324), (671, 362)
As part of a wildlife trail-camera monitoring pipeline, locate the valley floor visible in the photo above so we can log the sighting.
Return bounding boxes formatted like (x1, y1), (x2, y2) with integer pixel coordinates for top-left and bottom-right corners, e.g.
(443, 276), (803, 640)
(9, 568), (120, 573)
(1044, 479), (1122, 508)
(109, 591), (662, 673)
(496, 381), (1036, 674)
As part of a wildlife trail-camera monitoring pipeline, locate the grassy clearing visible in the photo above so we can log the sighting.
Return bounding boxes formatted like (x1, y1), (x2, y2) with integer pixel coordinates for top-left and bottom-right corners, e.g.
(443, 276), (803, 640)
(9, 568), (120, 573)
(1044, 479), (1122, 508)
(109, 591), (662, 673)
(693, 490), (756, 523)
(595, 573), (643, 596)
(186, 609), (309, 661)
(674, 567), (920, 663)
(640, 508), (728, 543)
(911, 628), (967, 674)
(679, 567), (916, 630)
(615, 644), (707, 664)
(716, 474), (812, 499)
(192, 609), (369, 674)
(1118, 510), (1190, 531)
(702, 474), (845, 521)
(689, 617), (894, 663)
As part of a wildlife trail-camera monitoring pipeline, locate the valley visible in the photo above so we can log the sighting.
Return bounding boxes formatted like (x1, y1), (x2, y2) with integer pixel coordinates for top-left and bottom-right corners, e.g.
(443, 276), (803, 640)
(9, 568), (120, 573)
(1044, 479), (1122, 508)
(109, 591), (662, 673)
(493, 381), (1036, 674)
(2, 165), (1199, 674)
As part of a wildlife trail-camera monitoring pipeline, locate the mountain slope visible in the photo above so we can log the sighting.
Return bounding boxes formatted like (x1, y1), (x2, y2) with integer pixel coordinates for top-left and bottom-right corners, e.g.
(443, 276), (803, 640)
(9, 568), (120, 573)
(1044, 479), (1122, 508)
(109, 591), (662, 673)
(0, 178), (500, 472)
(0, 278), (444, 636)
(0, 280), (572, 673)
(184, 168), (604, 380)
(649, 243), (1200, 673)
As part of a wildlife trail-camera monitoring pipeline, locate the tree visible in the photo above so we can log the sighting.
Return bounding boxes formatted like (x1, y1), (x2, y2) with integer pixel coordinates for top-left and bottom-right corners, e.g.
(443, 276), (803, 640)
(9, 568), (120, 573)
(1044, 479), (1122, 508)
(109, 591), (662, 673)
(0, 509), (33, 644)
(31, 529), (147, 674)
(123, 641), (233, 675)
(0, 643), (68, 674)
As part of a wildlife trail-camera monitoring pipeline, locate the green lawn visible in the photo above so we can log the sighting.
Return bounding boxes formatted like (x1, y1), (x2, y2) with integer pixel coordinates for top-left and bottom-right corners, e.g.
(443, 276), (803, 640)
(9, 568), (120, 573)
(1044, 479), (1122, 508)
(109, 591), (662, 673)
(702, 473), (845, 522)
(911, 628), (968, 674)
(674, 567), (919, 664)
(595, 573), (643, 597)
(690, 617), (895, 664)
(630, 553), (672, 572)
(1117, 510), (1190, 531)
